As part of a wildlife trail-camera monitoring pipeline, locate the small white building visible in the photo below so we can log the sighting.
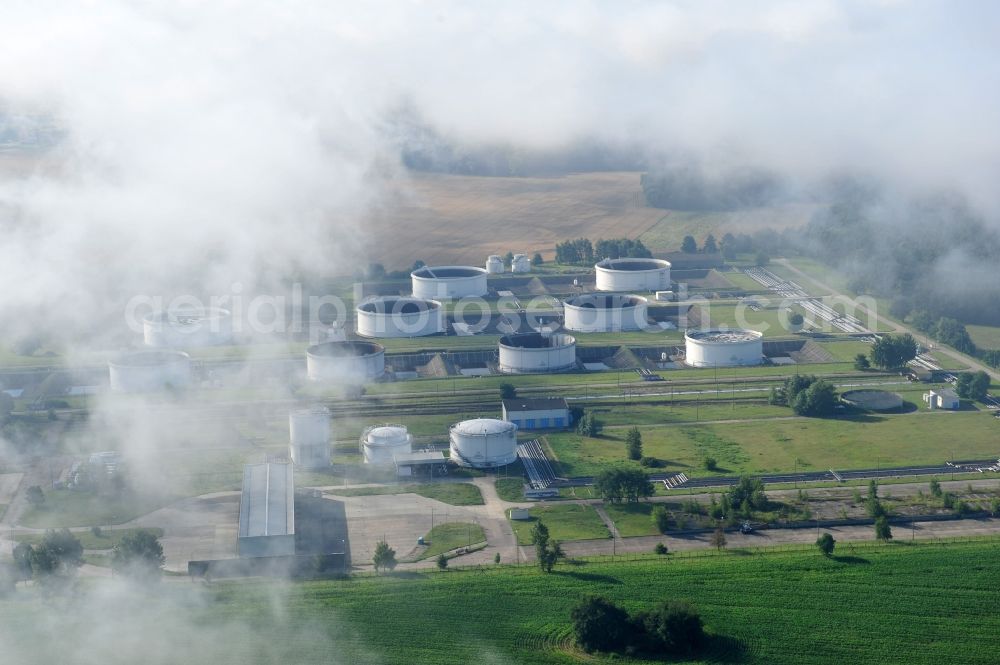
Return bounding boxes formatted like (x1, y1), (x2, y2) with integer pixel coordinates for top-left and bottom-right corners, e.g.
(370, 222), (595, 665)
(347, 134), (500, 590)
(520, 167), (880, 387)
(501, 398), (571, 430)
(924, 388), (960, 410)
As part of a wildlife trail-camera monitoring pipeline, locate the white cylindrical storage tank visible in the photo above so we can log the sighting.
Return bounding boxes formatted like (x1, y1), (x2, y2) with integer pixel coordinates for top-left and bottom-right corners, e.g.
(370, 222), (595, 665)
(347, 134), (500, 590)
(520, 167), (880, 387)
(411, 265), (488, 299)
(486, 255), (504, 274)
(498, 332), (576, 373)
(289, 407), (331, 469)
(109, 350), (192, 393)
(595, 258), (671, 292)
(684, 329), (764, 367)
(511, 254), (530, 273)
(143, 307), (233, 347)
(355, 296), (443, 338)
(361, 424), (413, 465)
(449, 418), (518, 468)
(306, 341), (385, 382)
(562, 293), (649, 333)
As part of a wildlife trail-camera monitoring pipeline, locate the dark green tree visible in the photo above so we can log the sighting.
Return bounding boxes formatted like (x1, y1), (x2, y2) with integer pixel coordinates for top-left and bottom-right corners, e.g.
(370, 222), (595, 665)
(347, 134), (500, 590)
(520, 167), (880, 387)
(636, 600), (705, 655)
(111, 529), (165, 581)
(874, 516), (893, 542)
(625, 427), (642, 461)
(499, 382), (517, 399)
(681, 235), (697, 254)
(854, 354), (871, 370)
(570, 596), (632, 653)
(816, 532), (836, 557)
(652, 505), (670, 533)
(25, 485), (44, 507)
(531, 252), (543, 266)
(372, 539), (397, 574)
(702, 234), (718, 254)
(436, 554), (448, 570)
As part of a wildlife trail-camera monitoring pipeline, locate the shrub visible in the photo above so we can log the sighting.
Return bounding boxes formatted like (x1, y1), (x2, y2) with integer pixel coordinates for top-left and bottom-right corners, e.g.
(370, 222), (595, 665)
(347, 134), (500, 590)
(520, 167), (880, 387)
(654, 542), (668, 555)
(704, 457), (718, 471)
(652, 505), (670, 534)
(816, 532), (836, 557)
(570, 596), (632, 653)
(636, 600), (705, 655)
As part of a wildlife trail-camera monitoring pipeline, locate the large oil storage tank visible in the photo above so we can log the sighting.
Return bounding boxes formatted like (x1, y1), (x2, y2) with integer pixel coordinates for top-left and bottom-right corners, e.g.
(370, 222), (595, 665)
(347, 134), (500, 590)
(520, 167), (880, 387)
(449, 418), (518, 468)
(143, 307), (233, 347)
(306, 341), (385, 382)
(562, 293), (649, 332)
(684, 329), (764, 367)
(595, 258), (671, 292)
(109, 349), (192, 393)
(511, 254), (530, 273)
(360, 424), (413, 465)
(289, 407), (331, 469)
(411, 265), (488, 299)
(355, 296), (443, 338)
(498, 332), (576, 373)
(486, 255), (504, 274)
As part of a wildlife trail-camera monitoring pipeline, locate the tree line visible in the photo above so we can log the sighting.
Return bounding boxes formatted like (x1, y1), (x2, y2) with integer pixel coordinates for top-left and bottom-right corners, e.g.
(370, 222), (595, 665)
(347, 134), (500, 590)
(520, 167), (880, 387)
(555, 237), (652, 264)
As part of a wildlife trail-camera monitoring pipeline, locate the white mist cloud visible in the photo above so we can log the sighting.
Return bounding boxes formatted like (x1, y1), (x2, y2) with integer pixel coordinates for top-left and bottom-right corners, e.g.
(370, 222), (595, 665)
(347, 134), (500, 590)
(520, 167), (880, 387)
(0, 0), (997, 344)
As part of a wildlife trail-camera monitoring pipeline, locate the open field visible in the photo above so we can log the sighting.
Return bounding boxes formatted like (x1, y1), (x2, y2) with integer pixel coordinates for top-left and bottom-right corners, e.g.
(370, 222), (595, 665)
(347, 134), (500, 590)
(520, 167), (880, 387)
(602, 502), (660, 537)
(362, 172), (664, 268)
(5, 539), (1000, 663)
(547, 410), (1000, 478)
(509, 503), (610, 545)
(324, 483), (484, 506)
(968, 324), (1000, 350)
(637, 204), (817, 254)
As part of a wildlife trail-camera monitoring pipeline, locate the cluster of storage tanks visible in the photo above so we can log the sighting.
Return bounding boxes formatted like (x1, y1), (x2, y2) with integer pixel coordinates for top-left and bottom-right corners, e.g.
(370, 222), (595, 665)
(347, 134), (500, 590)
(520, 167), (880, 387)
(486, 254), (530, 274)
(356, 418), (520, 470)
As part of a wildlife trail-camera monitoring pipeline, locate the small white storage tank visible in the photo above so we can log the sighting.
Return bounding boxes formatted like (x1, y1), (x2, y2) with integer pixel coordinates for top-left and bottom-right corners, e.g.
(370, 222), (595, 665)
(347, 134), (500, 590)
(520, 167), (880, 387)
(498, 332), (576, 373)
(361, 424), (413, 465)
(306, 341), (385, 382)
(355, 296), (443, 338)
(595, 258), (671, 292)
(684, 329), (764, 367)
(449, 418), (518, 468)
(486, 255), (505, 274)
(562, 293), (649, 333)
(411, 265), (488, 299)
(143, 307), (232, 347)
(511, 254), (530, 273)
(289, 407), (331, 469)
(109, 350), (192, 393)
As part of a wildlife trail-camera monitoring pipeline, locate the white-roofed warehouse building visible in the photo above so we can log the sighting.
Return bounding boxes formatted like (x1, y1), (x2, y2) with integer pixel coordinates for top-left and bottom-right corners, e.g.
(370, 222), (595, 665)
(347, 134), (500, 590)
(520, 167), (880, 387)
(237, 462), (296, 558)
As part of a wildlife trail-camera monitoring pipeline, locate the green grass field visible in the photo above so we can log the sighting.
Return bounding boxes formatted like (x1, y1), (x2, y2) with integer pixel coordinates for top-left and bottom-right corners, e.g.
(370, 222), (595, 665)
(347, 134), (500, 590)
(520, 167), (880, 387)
(496, 478), (526, 502)
(510, 503), (610, 545)
(324, 482), (484, 506)
(413, 522), (486, 560)
(601, 503), (660, 537)
(13, 527), (164, 550)
(547, 410), (1000, 478)
(5, 538), (996, 664)
(18, 489), (176, 528)
(968, 324), (1000, 350)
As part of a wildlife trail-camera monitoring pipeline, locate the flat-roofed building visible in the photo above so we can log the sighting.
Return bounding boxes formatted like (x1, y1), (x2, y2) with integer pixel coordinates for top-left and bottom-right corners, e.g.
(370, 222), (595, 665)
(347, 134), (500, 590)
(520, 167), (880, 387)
(501, 397), (571, 430)
(237, 462), (296, 558)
